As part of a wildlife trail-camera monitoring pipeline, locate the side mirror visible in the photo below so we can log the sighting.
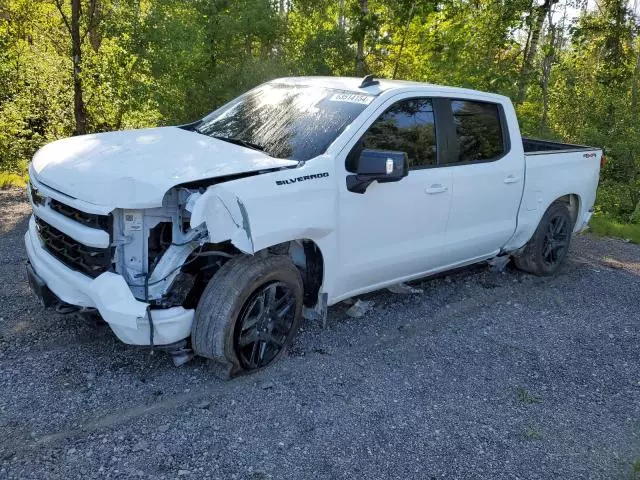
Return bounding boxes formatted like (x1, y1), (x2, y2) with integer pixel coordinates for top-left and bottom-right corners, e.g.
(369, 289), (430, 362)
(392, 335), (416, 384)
(346, 149), (409, 194)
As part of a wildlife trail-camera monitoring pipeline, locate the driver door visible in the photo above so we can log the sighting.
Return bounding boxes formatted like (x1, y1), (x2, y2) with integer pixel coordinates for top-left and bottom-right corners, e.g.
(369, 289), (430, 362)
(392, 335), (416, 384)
(335, 96), (453, 299)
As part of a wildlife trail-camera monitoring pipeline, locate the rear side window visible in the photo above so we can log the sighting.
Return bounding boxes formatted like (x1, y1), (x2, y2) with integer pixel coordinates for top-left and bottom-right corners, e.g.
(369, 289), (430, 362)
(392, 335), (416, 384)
(357, 98), (437, 169)
(451, 100), (504, 163)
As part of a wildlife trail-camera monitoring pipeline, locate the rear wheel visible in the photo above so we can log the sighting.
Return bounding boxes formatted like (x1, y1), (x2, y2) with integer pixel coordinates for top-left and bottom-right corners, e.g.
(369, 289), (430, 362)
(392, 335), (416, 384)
(191, 254), (303, 376)
(513, 201), (573, 276)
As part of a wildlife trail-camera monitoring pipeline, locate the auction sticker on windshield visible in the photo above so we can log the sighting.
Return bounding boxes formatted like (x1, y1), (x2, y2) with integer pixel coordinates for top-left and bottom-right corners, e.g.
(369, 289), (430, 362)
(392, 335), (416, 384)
(329, 93), (374, 105)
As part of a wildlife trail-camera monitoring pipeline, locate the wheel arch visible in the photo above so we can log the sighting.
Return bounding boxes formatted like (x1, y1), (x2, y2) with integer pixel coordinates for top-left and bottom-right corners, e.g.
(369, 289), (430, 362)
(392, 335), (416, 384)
(504, 192), (582, 253)
(262, 238), (326, 308)
(553, 193), (581, 230)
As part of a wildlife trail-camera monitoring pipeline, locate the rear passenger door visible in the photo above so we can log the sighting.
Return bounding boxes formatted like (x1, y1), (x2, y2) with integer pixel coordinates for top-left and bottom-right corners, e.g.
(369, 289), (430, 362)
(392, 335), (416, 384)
(439, 99), (524, 265)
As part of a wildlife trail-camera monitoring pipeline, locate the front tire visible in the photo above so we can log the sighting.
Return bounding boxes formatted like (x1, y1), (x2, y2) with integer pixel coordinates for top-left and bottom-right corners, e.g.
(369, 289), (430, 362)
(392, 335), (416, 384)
(513, 201), (573, 276)
(191, 254), (303, 376)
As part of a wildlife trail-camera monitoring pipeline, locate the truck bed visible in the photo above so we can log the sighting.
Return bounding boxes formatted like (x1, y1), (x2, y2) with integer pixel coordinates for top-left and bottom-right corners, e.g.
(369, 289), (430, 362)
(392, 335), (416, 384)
(522, 137), (595, 154)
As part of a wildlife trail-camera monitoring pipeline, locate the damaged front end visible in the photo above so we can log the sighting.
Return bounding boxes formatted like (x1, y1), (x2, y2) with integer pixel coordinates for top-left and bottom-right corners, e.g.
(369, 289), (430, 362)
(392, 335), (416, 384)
(113, 187), (239, 310)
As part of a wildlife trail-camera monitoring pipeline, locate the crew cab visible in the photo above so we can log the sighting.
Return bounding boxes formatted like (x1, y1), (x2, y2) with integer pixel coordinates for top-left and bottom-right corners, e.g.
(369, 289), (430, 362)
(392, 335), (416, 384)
(24, 76), (602, 375)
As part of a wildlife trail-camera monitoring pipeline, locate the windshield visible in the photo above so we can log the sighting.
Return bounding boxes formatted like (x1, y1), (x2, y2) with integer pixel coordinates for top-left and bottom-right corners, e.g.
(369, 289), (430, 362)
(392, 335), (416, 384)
(196, 83), (374, 161)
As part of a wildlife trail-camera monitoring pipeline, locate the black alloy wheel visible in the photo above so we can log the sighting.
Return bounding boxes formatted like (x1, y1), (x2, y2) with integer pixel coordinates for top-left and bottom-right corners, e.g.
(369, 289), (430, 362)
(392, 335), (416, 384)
(191, 254), (304, 378)
(541, 213), (570, 267)
(234, 281), (298, 369)
(513, 201), (574, 276)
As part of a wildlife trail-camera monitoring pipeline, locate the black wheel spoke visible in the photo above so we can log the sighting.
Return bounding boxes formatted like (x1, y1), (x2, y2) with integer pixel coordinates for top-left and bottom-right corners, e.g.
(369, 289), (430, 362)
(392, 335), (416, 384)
(248, 341), (260, 367)
(240, 315), (260, 332)
(258, 341), (268, 363)
(265, 284), (277, 310)
(542, 213), (570, 267)
(275, 297), (295, 319)
(238, 329), (259, 347)
(265, 331), (285, 347)
(256, 291), (267, 318)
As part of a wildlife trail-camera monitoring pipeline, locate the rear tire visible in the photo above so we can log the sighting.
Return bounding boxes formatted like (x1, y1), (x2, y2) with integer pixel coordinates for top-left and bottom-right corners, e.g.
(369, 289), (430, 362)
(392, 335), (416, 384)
(191, 254), (303, 376)
(513, 201), (573, 276)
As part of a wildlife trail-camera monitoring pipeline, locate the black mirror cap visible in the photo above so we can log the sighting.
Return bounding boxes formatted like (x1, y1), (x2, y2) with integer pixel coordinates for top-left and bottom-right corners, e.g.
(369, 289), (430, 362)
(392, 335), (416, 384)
(357, 149), (408, 180)
(346, 149), (408, 193)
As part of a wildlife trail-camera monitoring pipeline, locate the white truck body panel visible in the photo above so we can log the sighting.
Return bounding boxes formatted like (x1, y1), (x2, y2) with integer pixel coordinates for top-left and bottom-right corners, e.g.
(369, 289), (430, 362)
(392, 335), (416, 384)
(503, 149), (600, 251)
(24, 77), (602, 346)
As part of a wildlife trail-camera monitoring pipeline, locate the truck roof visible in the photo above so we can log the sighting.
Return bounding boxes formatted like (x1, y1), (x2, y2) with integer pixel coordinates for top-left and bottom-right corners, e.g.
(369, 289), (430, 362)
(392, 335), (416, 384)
(270, 76), (510, 102)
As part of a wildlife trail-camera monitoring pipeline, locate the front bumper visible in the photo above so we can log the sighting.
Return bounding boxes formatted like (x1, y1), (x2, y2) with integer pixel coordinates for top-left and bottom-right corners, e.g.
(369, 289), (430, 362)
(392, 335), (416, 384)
(24, 215), (194, 345)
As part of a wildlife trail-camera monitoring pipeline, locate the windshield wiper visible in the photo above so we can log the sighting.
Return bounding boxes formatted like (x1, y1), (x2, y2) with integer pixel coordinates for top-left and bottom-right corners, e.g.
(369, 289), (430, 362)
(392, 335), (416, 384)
(211, 135), (266, 153)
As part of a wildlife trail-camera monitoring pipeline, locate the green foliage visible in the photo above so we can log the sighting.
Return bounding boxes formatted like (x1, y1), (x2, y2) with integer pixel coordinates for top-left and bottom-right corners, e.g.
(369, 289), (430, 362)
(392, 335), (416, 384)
(632, 456), (640, 477)
(0, 0), (639, 229)
(516, 387), (542, 404)
(523, 425), (543, 440)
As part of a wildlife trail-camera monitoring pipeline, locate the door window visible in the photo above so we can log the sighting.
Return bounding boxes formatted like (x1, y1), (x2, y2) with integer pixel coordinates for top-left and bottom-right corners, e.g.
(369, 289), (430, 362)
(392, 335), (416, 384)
(348, 98), (437, 171)
(450, 100), (504, 163)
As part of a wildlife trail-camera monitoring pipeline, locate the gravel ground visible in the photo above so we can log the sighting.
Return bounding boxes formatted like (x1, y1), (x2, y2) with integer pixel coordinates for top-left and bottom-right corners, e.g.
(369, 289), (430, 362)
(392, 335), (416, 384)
(1, 187), (639, 480)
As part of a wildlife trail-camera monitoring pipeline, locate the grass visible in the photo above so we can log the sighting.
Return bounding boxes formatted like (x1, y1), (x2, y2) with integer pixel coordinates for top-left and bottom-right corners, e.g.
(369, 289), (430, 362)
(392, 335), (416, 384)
(516, 387), (542, 405)
(588, 215), (640, 245)
(0, 171), (28, 189)
(523, 425), (542, 440)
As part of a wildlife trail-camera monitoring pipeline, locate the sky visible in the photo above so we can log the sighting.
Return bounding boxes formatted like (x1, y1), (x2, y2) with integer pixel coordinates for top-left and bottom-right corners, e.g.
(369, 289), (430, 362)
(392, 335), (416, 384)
(559, 0), (640, 23)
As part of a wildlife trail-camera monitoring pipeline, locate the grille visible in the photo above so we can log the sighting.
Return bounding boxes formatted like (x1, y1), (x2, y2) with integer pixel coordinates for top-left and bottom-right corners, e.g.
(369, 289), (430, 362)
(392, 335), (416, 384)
(29, 182), (45, 206)
(49, 198), (111, 232)
(35, 216), (113, 278)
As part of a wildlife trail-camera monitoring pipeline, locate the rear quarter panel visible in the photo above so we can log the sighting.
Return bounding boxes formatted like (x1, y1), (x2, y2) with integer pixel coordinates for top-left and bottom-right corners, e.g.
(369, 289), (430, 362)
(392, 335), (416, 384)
(503, 149), (601, 251)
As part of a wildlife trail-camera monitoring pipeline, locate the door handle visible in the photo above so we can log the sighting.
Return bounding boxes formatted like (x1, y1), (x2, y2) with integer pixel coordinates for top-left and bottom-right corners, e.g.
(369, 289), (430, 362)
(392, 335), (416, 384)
(425, 184), (448, 194)
(504, 175), (520, 184)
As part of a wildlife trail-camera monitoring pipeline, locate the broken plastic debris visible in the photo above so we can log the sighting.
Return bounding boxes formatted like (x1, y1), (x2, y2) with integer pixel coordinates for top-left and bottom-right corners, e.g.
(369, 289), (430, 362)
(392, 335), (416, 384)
(387, 282), (423, 294)
(345, 299), (375, 318)
(488, 256), (510, 273)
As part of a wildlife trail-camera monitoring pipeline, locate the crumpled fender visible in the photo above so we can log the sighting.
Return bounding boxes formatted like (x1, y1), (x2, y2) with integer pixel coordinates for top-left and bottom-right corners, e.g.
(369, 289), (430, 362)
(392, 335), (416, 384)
(189, 184), (254, 253)
(188, 164), (336, 256)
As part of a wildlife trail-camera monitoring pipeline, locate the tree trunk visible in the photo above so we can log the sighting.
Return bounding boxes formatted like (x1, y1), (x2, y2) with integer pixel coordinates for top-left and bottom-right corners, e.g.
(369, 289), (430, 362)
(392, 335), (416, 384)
(540, 7), (556, 130)
(517, 0), (556, 104)
(392, 2), (416, 79)
(338, 0), (346, 32)
(71, 0), (86, 135)
(87, 0), (101, 52)
(355, 0), (368, 76)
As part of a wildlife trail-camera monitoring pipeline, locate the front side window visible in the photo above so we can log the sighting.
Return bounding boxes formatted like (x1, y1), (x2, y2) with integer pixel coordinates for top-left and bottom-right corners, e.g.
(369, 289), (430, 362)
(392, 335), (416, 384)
(356, 98), (437, 169)
(195, 84), (373, 161)
(451, 100), (504, 163)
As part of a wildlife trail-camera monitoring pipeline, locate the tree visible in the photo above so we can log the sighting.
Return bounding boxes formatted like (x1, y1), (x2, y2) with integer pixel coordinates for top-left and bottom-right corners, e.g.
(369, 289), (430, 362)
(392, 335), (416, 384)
(353, 0), (369, 75)
(52, 0), (101, 135)
(517, 0), (559, 103)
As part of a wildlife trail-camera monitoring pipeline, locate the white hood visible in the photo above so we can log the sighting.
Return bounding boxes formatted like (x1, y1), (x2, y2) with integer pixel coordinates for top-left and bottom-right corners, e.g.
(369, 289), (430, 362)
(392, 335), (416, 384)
(31, 127), (297, 209)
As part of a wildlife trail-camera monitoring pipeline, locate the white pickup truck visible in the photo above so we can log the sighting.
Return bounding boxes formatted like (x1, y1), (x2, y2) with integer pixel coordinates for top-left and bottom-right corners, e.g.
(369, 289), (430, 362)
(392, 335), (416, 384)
(25, 76), (602, 374)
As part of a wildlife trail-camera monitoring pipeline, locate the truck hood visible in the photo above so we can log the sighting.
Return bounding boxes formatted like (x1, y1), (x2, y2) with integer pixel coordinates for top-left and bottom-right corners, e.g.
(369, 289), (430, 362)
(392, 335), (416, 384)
(31, 127), (297, 209)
